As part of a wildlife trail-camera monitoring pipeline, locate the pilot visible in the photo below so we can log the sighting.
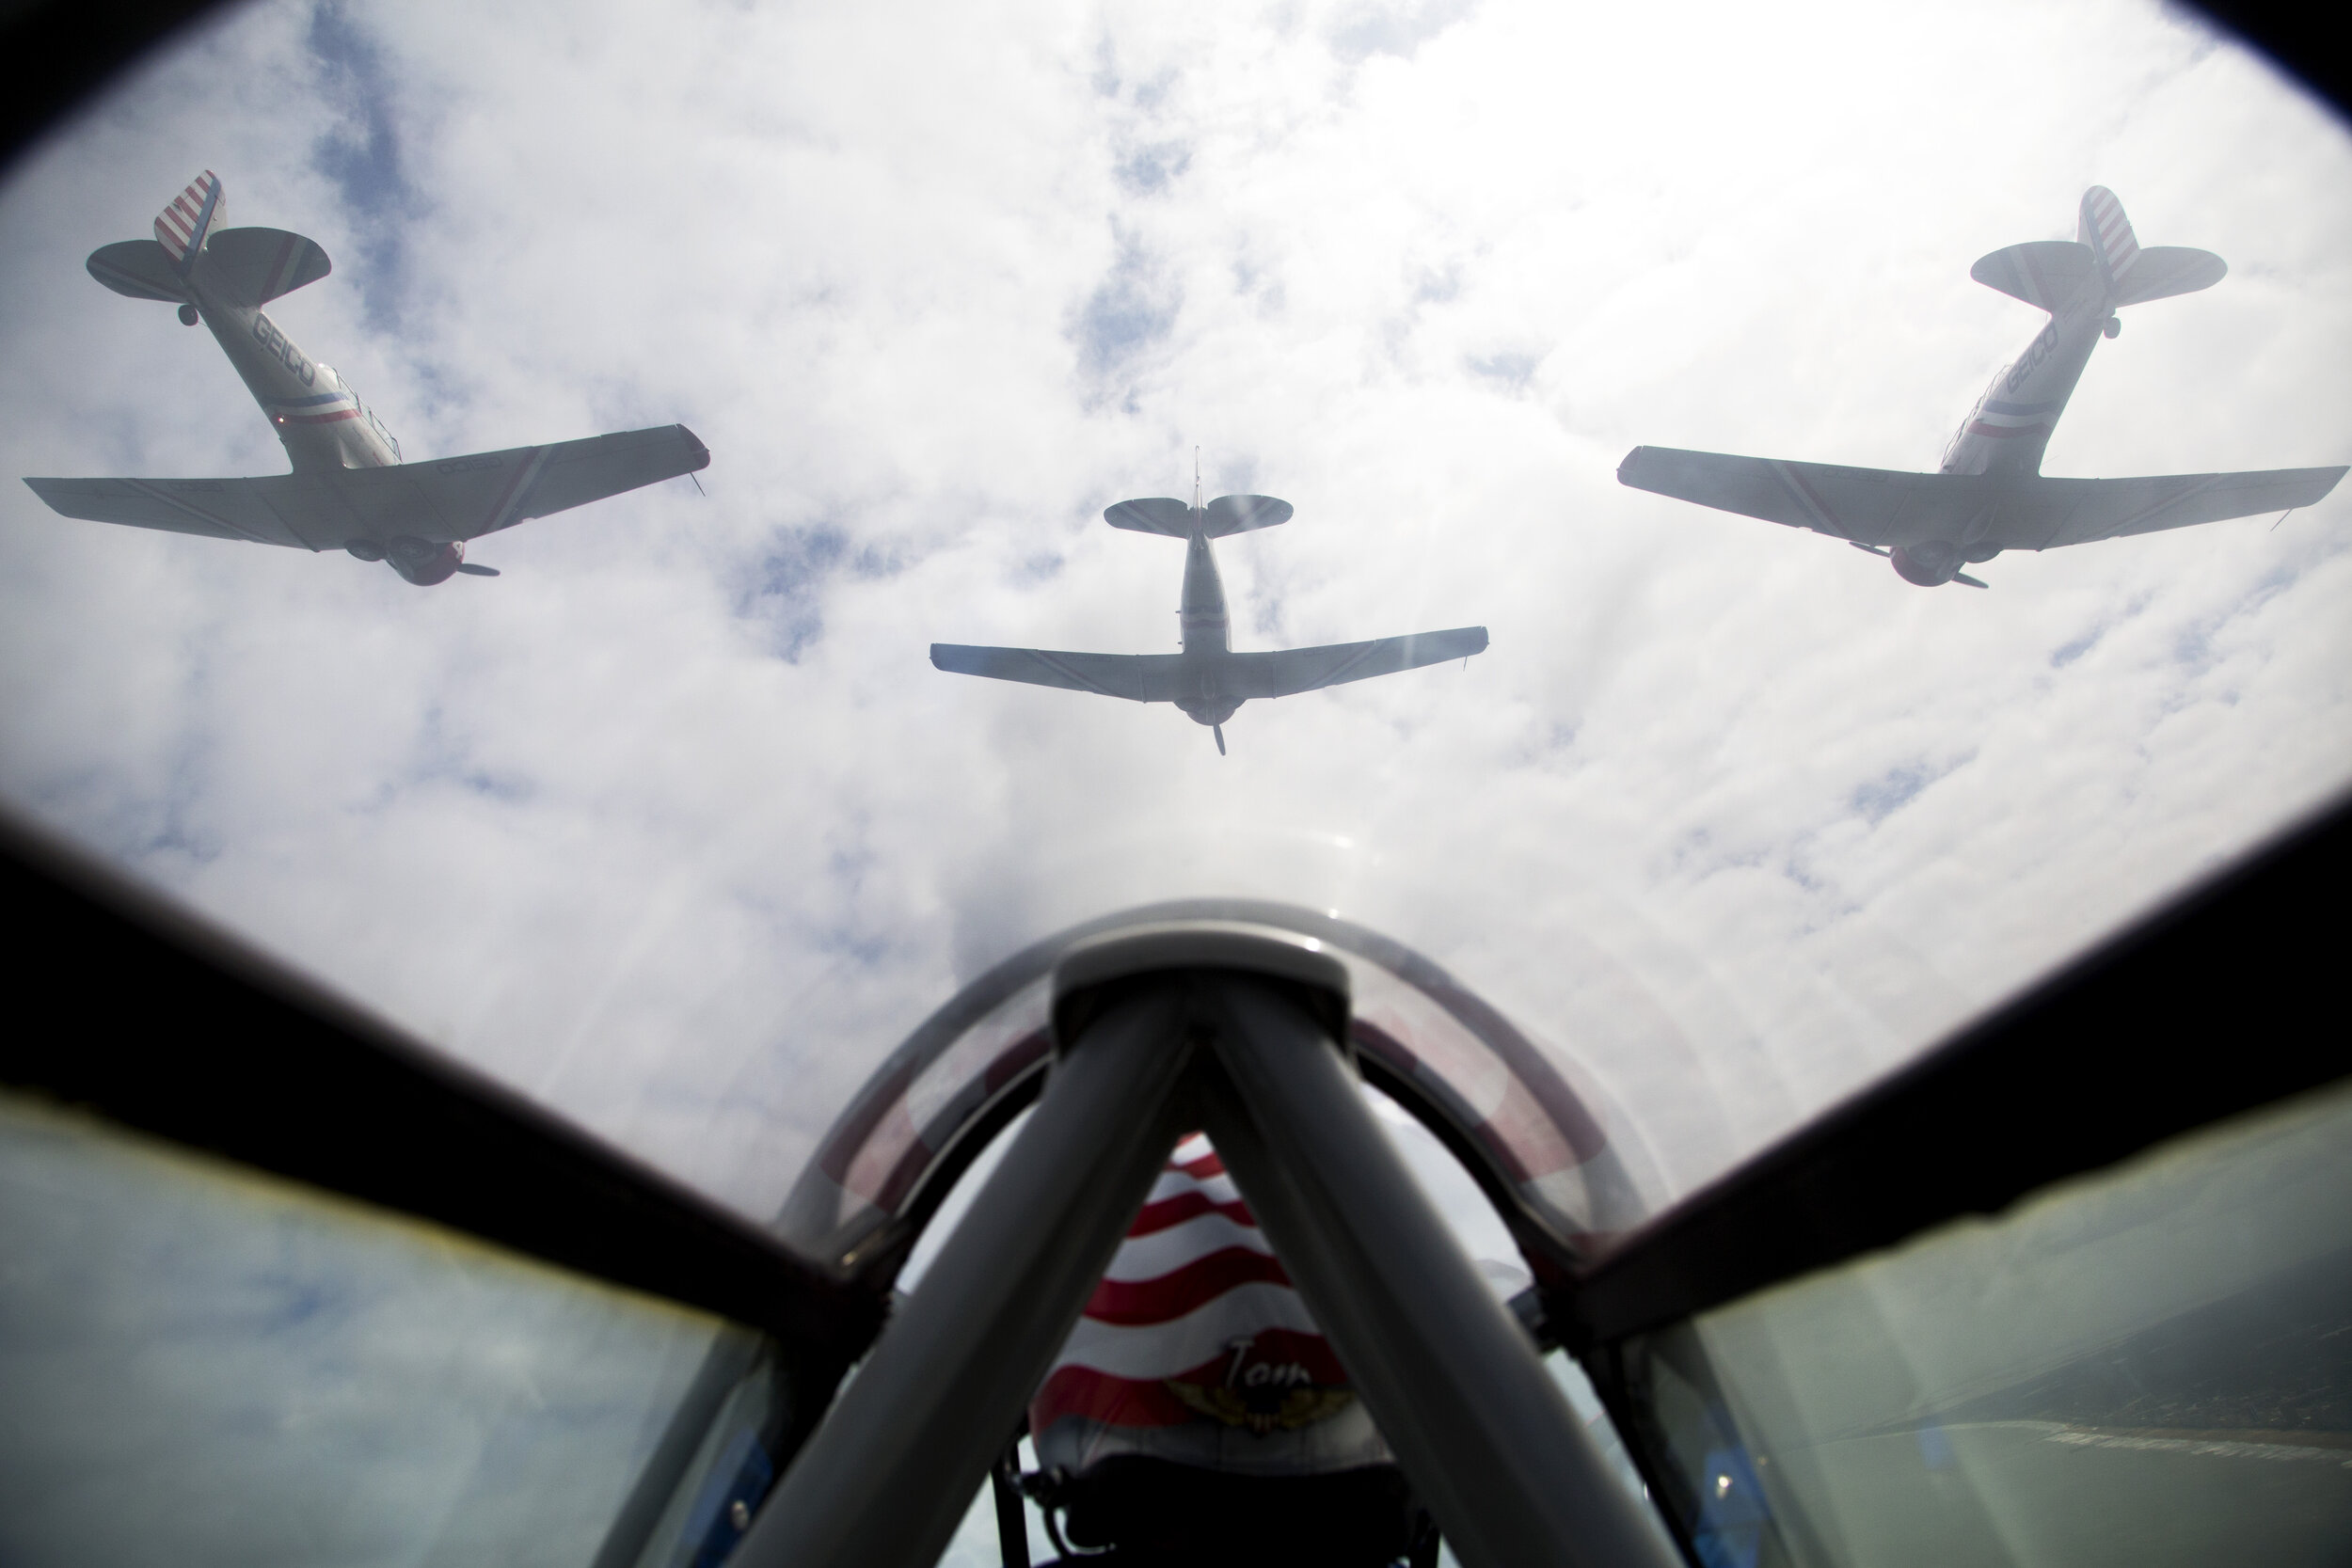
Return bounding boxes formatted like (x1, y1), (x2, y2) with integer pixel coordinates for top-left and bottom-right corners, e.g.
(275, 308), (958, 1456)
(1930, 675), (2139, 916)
(1021, 1132), (1434, 1566)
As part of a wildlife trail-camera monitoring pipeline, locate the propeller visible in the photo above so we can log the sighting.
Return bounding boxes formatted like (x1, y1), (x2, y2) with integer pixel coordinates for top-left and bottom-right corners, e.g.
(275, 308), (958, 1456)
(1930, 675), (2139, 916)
(1213, 723), (1226, 756)
(1849, 541), (1891, 556)
(1953, 572), (1989, 589)
(455, 562), (500, 578)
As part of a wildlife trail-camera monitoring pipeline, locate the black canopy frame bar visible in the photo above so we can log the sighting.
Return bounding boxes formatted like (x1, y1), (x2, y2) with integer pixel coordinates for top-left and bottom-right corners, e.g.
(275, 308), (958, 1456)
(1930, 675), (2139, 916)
(0, 804), (881, 1360)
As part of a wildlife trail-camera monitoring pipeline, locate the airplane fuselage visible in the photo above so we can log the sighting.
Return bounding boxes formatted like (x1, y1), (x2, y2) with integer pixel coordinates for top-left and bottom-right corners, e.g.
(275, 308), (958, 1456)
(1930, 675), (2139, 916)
(180, 250), (472, 583)
(1176, 519), (1240, 726)
(1938, 278), (2110, 482)
(1889, 270), (2121, 584)
(185, 267), (401, 474)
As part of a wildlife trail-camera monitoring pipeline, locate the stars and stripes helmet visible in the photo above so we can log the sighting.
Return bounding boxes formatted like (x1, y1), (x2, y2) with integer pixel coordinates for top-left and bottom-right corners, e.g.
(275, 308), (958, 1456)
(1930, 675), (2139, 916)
(1029, 1132), (1391, 1478)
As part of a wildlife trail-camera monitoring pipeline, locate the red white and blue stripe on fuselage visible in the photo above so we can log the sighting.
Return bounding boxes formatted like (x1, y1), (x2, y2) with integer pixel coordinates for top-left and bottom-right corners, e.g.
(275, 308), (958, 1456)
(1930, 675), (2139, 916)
(268, 386), (361, 429)
(1963, 394), (2063, 446)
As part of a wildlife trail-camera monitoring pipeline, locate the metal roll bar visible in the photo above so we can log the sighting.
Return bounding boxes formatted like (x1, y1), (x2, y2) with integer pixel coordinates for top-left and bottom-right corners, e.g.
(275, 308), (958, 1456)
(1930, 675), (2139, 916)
(738, 923), (1675, 1568)
(734, 975), (1198, 1568)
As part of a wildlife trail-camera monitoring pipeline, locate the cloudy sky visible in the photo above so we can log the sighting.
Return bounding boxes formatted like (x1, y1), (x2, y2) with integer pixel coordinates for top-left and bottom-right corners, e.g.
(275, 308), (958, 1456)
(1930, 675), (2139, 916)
(2, 0), (2348, 1225)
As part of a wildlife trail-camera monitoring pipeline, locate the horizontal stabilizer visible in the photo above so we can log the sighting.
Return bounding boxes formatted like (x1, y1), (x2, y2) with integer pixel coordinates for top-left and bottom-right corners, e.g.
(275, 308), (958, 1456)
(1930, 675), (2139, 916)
(1619, 445), (2346, 551)
(1224, 626), (1486, 698)
(1201, 494), (1292, 537)
(2112, 245), (2225, 307)
(1104, 498), (1191, 535)
(201, 227), (332, 307)
(87, 240), (187, 303)
(1974, 195), (2221, 309)
(930, 644), (1183, 702)
(24, 424), (709, 552)
(1970, 241), (2094, 311)
(1104, 494), (1295, 537)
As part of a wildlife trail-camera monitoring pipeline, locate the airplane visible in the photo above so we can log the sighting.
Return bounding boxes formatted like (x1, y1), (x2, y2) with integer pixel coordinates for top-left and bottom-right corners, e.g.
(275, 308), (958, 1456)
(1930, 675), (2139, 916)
(1617, 186), (2345, 588)
(21, 171), (709, 585)
(930, 460), (1487, 753)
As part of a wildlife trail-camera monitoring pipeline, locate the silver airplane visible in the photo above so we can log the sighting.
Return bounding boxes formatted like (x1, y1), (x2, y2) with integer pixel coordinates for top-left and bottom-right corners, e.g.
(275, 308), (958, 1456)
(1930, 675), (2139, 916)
(1618, 186), (2345, 587)
(931, 464), (1487, 753)
(22, 171), (707, 585)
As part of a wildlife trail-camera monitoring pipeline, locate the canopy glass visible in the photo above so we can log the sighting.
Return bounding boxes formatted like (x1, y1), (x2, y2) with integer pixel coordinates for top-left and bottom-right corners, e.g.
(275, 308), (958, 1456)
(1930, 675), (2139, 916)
(1622, 1081), (2352, 1568)
(0, 1094), (729, 1566)
(0, 0), (2345, 1240)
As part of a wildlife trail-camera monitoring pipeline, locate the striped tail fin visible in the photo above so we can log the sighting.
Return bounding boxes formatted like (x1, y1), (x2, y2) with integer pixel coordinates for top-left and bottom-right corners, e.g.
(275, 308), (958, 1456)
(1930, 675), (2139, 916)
(153, 170), (225, 273)
(2077, 185), (2139, 291)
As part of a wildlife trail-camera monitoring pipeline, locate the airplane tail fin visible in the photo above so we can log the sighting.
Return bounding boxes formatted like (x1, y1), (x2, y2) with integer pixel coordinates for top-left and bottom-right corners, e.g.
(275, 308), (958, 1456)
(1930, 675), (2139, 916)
(153, 170), (225, 273)
(89, 175), (335, 309)
(2077, 186), (2140, 286)
(2078, 186), (2225, 306)
(1973, 191), (2226, 312)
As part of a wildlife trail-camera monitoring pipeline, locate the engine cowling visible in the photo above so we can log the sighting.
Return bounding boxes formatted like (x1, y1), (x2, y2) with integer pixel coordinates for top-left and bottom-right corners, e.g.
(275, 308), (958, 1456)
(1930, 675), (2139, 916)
(1890, 540), (1961, 587)
(384, 534), (464, 586)
(1179, 696), (1243, 728)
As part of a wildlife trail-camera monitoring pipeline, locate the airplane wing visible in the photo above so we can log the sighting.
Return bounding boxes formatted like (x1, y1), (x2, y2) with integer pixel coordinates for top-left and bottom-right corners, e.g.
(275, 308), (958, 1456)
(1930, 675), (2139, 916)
(1618, 446), (2345, 551)
(24, 424), (708, 552)
(2020, 467), (2347, 546)
(930, 644), (1185, 702)
(1224, 626), (1487, 699)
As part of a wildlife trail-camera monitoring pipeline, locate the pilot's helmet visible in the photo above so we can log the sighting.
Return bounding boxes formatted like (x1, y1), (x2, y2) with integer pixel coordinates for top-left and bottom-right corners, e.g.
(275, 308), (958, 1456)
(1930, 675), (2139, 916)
(1026, 1132), (1424, 1565)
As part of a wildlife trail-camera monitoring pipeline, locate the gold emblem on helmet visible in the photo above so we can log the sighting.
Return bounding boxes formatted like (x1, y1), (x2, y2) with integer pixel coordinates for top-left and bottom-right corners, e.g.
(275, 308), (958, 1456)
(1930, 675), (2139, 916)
(1165, 1380), (1356, 1434)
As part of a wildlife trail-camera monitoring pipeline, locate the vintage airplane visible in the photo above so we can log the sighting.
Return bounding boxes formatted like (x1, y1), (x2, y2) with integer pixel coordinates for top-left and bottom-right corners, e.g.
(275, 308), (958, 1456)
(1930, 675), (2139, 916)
(21, 171), (708, 585)
(1618, 186), (2345, 587)
(930, 463), (1487, 752)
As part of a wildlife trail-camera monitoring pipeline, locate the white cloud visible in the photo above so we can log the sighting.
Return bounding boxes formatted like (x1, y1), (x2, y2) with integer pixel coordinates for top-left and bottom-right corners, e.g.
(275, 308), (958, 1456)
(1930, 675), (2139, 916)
(1, 0), (2347, 1221)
